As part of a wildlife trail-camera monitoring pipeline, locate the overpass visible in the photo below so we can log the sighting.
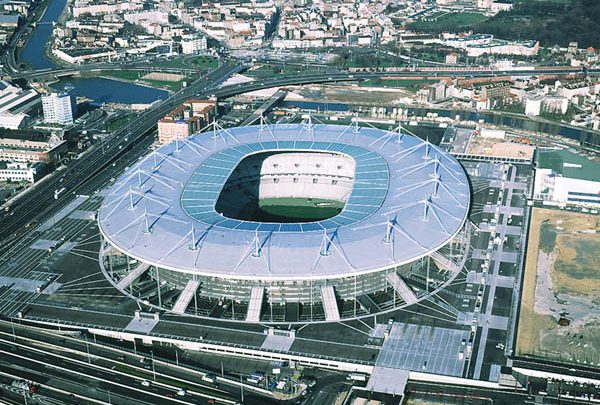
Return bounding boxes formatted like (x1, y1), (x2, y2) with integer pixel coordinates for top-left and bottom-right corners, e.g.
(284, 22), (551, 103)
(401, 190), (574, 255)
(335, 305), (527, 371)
(208, 67), (598, 100)
(240, 89), (287, 126)
(13, 63), (599, 83)
(12, 65), (207, 81)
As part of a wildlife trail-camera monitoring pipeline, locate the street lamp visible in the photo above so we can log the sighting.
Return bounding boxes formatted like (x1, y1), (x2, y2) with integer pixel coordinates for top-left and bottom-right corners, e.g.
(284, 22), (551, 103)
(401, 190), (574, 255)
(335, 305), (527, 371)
(151, 350), (156, 381)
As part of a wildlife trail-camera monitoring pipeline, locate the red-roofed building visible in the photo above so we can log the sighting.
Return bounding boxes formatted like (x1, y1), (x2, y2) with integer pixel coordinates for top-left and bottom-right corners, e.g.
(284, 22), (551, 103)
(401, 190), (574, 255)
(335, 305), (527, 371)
(158, 100), (216, 144)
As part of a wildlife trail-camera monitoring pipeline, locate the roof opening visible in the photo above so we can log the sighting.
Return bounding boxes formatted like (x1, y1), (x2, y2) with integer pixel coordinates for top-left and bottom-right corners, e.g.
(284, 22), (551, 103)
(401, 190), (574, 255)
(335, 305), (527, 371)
(215, 151), (356, 223)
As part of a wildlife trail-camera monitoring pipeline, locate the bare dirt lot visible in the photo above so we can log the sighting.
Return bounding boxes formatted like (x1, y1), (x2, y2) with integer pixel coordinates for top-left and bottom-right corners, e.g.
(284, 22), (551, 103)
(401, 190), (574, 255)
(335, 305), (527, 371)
(516, 208), (600, 365)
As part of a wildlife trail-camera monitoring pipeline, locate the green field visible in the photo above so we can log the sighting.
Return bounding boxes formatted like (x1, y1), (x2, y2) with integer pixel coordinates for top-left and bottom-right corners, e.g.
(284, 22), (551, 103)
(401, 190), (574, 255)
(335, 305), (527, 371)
(257, 198), (344, 222)
(146, 56), (218, 69)
(104, 113), (136, 131)
(409, 12), (489, 32)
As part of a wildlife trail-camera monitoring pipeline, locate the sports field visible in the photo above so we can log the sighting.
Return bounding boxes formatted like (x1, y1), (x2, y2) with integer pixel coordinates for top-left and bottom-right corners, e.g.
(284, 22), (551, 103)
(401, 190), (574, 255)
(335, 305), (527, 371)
(409, 12), (489, 32)
(257, 197), (344, 222)
(516, 208), (600, 364)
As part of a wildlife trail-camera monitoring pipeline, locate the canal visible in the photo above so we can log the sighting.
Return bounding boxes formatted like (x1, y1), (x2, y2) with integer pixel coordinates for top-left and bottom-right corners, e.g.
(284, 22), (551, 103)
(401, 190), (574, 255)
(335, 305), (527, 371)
(282, 100), (599, 149)
(20, 0), (168, 104)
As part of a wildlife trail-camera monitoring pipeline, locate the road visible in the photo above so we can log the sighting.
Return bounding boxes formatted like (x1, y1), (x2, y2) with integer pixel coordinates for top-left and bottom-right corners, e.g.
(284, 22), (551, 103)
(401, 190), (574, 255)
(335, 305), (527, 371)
(209, 68), (597, 99)
(13, 62), (210, 81)
(0, 319), (277, 404)
(0, 61), (243, 245)
(298, 373), (349, 405)
(13, 60), (600, 81)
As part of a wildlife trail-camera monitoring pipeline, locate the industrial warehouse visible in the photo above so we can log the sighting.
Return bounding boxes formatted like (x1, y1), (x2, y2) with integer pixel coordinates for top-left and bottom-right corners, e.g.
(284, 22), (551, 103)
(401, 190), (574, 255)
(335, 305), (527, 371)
(98, 123), (472, 324)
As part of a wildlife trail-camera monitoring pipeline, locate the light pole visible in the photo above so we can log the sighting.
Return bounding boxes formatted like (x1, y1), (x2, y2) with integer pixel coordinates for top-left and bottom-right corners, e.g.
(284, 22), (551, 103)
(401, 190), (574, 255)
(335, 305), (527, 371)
(240, 374), (244, 403)
(151, 350), (156, 381)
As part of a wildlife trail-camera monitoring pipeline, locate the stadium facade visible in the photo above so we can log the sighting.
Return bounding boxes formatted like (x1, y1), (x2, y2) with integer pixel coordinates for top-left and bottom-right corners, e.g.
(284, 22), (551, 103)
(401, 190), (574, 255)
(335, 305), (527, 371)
(98, 122), (472, 323)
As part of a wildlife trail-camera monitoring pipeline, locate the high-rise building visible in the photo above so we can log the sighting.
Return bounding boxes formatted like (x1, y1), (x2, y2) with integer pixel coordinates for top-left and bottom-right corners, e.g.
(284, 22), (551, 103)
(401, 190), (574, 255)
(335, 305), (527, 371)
(41, 92), (77, 125)
(181, 34), (207, 55)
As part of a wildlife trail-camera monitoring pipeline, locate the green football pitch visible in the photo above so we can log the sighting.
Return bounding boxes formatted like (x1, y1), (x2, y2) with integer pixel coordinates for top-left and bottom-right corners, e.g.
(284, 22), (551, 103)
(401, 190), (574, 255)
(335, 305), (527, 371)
(257, 197), (344, 221)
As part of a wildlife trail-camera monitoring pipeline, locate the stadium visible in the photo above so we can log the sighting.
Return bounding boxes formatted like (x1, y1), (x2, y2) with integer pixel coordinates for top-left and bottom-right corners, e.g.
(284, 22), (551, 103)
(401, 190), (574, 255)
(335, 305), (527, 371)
(97, 122), (472, 324)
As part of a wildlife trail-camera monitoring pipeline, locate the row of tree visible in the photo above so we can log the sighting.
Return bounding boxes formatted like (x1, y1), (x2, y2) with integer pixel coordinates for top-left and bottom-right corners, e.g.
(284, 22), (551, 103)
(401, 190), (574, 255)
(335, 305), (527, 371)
(408, 0), (600, 49)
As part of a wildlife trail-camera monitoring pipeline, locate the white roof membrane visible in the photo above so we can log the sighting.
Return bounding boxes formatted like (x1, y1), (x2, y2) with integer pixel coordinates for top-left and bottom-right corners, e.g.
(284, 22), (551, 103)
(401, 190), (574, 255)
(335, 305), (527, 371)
(98, 124), (470, 280)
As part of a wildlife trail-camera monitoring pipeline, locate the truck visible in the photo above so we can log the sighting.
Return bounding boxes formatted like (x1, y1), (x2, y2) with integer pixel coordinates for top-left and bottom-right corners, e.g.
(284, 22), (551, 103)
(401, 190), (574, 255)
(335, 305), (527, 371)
(346, 373), (367, 382)
(201, 374), (216, 384)
(246, 370), (265, 384)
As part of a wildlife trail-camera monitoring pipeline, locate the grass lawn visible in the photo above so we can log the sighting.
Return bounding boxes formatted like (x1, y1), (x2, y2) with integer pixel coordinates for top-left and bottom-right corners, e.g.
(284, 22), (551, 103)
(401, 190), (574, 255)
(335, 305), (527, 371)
(102, 70), (143, 81)
(410, 12), (489, 31)
(152, 55), (218, 69)
(188, 56), (218, 68)
(257, 197), (344, 221)
(142, 79), (185, 92)
(105, 114), (136, 132)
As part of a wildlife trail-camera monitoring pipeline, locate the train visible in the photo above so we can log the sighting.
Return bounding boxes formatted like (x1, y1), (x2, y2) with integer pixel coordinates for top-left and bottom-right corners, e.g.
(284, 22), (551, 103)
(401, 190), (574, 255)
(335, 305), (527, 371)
(347, 65), (587, 74)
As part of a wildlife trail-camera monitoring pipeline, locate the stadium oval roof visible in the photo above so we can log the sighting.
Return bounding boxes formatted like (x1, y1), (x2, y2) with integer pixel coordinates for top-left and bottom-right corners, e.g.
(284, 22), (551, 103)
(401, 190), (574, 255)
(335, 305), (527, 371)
(98, 123), (470, 280)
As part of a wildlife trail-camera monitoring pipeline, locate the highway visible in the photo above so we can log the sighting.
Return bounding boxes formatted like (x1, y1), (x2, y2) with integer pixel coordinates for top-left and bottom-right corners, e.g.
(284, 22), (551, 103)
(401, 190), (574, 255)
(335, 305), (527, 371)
(0, 61), (244, 244)
(209, 67), (597, 99)
(0, 319), (276, 404)
(0, 338), (215, 404)
(13, 62), (210, 80)
(12, 60), (599, 81)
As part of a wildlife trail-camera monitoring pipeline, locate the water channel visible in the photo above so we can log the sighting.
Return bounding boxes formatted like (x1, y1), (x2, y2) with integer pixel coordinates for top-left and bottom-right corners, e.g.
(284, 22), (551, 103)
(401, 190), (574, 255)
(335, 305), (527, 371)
(20, 0), (168, 104)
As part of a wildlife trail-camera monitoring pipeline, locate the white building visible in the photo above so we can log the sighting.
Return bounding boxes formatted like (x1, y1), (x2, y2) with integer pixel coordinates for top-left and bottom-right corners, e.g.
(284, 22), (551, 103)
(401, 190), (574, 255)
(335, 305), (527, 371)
(0, 161), (46, 183)
(557, 82), (591, 99)
(525, 96), (543, 116)
(480, 128), (505, 139)
(0, 112), (29, 129)
(42, 93), (76, 125)
(473, 41), (538, 57)
(124, 10), (168, 25)
(534, 149), (600, 207)
(181, 34), (207, 54)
